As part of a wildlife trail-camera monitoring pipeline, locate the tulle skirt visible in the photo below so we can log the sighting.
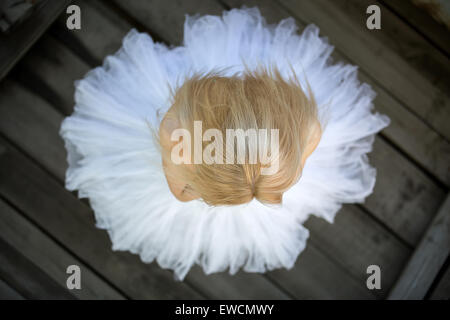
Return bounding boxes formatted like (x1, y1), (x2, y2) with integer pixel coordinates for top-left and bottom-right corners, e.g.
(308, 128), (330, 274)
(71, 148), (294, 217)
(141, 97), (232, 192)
(60, 7), (391, 280)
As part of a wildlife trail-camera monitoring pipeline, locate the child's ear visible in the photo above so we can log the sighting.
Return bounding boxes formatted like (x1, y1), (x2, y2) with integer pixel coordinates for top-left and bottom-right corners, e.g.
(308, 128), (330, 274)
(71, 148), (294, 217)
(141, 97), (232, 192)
(160, 115), (182, 148)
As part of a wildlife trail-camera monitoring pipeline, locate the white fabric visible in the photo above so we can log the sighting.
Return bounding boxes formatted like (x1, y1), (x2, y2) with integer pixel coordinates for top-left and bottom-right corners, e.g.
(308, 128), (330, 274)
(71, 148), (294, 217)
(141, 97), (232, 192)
(60, 7), (390, 280)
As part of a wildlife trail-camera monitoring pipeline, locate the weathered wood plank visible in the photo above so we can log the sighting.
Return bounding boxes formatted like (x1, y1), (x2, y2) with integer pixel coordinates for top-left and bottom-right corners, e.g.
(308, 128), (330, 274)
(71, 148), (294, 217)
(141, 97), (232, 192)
(0, 78), (67, 180)
(0, 0), (37, 33)
(366, 137), (445, 246)
(187, 267), (292, 299)
(110, 0), (224, 46)
(304, 204), (411, 298)
(14, 34), (90, 116)
(380, 0), (450, 55)
(267, 244), (375, 299)
(0, 278), (24, 300)
(0, 236), (75, 299)
(276, 0), (450, 142)
(0, 137), (204, 299)
(223, 0), (447, 245)
(388, 193), (450, 299)
(429, 262), (450, 299)
(335, 0), (450, 100)
(0, 0), (72, 81)
(53, 0), (134, 65)
(359, 72), (450, 187)
(0, 198), (125, 299)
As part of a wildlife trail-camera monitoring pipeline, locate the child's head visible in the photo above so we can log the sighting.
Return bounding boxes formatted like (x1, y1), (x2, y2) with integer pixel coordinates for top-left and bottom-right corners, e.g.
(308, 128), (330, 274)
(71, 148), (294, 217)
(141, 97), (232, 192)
(159, 67), (319, 206)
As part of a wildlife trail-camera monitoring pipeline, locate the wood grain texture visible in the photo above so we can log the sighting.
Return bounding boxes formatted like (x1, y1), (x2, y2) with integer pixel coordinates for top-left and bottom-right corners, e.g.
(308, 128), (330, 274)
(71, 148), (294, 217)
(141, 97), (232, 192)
(15, 34), (90, 116)
(388, 193), (450, 299)
(334, 0), (450, 102)
(0, 278), (24, 300)
(429, 263), (450, 299)
(0, 236), (75, 299)
(267, 244), (375, 299)
(381, 0), (450, 55)
(0, 198), (125, 299)
(0, 0), (71, 81)
(110, 0), (224, 46)
(54, 0), (135, 64)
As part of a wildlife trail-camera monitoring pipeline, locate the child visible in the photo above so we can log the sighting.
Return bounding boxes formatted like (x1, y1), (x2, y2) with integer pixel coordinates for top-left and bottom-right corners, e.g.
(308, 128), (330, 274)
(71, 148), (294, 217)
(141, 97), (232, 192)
(159, 68), (322, 205)
(60, 7), (390, 280)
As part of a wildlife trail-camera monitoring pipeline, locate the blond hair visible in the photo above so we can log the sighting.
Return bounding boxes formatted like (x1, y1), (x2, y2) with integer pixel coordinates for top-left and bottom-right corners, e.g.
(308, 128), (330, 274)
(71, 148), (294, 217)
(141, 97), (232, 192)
(160, 66), (319, 206)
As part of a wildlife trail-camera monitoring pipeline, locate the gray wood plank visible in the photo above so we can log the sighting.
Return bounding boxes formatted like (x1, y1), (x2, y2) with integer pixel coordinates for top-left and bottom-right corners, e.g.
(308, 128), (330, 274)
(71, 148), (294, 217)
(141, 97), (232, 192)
(54, 0), (135, 64)
(0, 136), (204, 299)
(381, 0), (450, 55)
(366, 137), (445, 246)
(0, 198), (125, 299)
(0, 78), (67, 180)
(388, 193), (450, 299)
(110, 0), (224, 46)
(187, 267), (292, 299)
(304, 204), (411, 298)
(429, 263), (450, 300)
(15, 34), (90, 116)
(359, 72), (450, 188)
(0, 278), (24, 300)
(275, 0), (450, 142)
(222, 0), (447, 245)
(267, 244), (375, 299)
(333, 0), (450, 103)
(0, 0), (38, 33)
(0, 236), (75, 299)
(0, 0), (71, 81)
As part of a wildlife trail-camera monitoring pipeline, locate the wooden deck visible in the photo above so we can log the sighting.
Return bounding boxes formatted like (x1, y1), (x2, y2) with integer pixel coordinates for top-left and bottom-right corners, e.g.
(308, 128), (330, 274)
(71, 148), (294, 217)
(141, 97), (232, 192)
(0, 0), (449, 299)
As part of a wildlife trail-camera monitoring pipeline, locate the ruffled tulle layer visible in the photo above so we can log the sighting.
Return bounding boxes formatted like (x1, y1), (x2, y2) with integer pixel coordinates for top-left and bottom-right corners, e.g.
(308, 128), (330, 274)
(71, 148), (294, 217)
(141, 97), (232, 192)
(60, 7), (390, 280)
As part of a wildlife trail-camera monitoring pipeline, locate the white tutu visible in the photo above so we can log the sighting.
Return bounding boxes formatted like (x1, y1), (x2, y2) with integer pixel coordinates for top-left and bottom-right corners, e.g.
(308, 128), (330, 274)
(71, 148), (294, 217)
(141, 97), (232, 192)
(60, 7), (390, 280)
